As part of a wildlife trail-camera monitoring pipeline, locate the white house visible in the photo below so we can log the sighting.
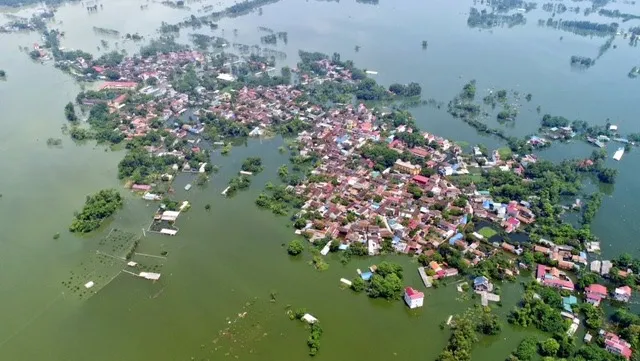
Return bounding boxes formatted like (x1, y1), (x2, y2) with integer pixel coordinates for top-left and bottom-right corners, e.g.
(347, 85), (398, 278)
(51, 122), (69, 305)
(404, 287), (424, 309)
(614, 286), (632, 303)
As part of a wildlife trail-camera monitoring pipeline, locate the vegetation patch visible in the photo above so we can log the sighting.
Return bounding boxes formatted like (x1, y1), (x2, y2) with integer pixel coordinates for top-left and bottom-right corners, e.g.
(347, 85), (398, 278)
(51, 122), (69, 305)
(287, 307), (323, 356)
(241, 156), (264, 174)
(287, 239), (304, 256)
(497, 147), (513, 160)
(69, 189), (123, 233)
(255, 183), (305, 216)
(225, 175), (251, 197)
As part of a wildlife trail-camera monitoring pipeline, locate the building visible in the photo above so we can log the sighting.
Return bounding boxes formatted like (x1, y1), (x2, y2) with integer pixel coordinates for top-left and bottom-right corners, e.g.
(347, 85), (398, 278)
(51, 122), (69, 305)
(614, 286), (632, 303)
(404, 287), (424, 309)
(301, 314), (318, 324)
(412, 174), (429, 185)
(603, 332), (633, 360)
(160, 210), (180, 222)
(473, 276), (493, 292)
(394, 159), (421, 175)
(99, 81), (138, 90)
(585, 284), (607, 306)
(131, 184), (152, 192)
(601, 260), (613, 275)
(536, 264), (575, 291)
(562, 295), (578, 313)
(216, 73), (236, 82)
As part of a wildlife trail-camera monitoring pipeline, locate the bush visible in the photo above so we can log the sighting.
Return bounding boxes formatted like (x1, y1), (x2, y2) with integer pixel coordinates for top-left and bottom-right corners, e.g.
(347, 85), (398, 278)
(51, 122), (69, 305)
(351, 277), (365, 292)
(287, 239), (305, 255)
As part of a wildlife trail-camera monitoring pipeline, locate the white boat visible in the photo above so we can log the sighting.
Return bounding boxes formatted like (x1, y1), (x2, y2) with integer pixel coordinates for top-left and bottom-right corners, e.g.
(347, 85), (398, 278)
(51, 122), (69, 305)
(365, 70), (378, 75)
(184, 184), (192, 191)
(613, 147), (624, 161)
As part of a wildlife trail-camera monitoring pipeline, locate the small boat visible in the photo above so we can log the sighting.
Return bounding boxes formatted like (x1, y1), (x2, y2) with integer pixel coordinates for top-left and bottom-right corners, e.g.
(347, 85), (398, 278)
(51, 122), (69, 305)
(613, 147), (624, 161)
(184, 184), (192, 191)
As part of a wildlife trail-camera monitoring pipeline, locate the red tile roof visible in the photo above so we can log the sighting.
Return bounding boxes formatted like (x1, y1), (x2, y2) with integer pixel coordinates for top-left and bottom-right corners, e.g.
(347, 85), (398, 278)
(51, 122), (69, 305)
(405, 287), (424, 300)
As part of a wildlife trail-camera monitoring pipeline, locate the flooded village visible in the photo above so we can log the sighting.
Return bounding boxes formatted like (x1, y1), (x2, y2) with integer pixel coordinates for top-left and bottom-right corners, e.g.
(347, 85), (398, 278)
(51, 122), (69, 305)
(29, 33), (638, 359)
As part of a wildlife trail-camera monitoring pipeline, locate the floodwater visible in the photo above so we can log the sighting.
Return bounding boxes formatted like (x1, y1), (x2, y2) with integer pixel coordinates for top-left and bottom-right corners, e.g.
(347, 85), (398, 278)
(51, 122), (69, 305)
(0, 0), (638, 360)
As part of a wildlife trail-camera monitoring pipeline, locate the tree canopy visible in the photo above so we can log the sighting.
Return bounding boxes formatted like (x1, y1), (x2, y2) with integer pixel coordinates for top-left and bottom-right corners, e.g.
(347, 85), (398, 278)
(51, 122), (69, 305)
(69, 189), (123, 233)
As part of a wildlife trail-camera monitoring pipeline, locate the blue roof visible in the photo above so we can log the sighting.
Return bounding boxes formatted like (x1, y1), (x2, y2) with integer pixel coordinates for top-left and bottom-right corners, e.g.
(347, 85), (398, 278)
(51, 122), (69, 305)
(449, 233), (464, 245)
(460, 215), (468, 225)
(338, 244), (349, 250)
(474, 276), (488, 286)
(336, 135), (349, 143)
(361, 272), (373, 281)
(452, 163), (460, 170)
(482, 200), (492, 209)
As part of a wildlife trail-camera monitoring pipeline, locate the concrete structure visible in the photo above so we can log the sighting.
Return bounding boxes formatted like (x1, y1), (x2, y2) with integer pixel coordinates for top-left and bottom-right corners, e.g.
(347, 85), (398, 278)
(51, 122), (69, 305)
(216, 73), (236, 82)
(161, 211), (180, 222)
(536, 264), (575, 291)
(604, 332), (632, 360)
(614, 286), (632, 302)
(394, 159), (421, 175)
(473, 276), (493, 292)
(139, 272), (161, 281)
(585, 284), (607, 306)
(404, 287), (424, 309)
(301, 314), (318, 324)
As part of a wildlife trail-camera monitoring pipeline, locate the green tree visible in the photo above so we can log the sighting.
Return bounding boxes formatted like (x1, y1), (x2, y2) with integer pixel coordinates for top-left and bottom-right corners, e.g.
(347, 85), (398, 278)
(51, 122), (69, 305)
(513, 336), (538, 361)
(241, 157), (264, 173)
(477, 309), (502, 335)
(287, 239), (305, 255)
(597, 167), (618, 184)
(351, 277), (365, 292)
(277, 164), (289, 181)
(579, 303), (603, 330)
(540, 338), (560, 357)
(367, 273), (403, 300)
(376, 261), (404, 279)
(348, 241), (368, 256)
(64, 102), (77, 122)
(69, 189), (123, 233)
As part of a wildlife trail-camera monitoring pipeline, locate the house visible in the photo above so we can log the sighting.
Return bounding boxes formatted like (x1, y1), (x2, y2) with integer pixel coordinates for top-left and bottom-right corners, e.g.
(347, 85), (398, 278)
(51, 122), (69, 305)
(614, 286), (632, 303)
(603, 332), (633, 360)
(412, 175), (429, 186)
(536, 264), (574, 291)
(160, 210), (180, 222)
(99, 81), (138, 90)
(131, 184), (152, 192)
(562, 295), (578, 313)
(360, 271), (373, 281)
(301, 314), (318, 324)
(473, 276), (493, 292)
(394, 159), (421, 175)
(504, 217), (521, 233)
(404, 287), (424, 309)
(216, 73), (237, 82)
(585, 284), (607, 306)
